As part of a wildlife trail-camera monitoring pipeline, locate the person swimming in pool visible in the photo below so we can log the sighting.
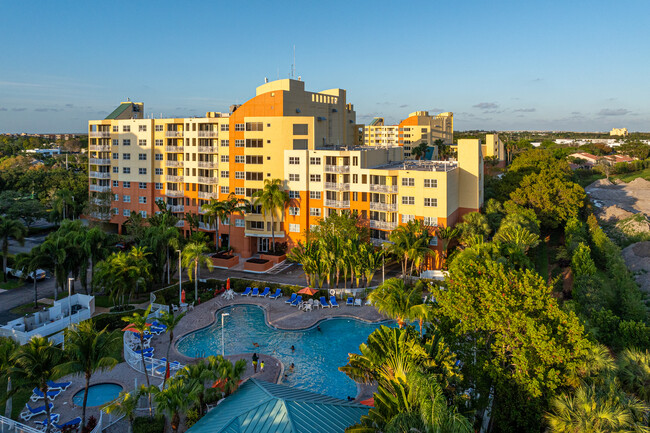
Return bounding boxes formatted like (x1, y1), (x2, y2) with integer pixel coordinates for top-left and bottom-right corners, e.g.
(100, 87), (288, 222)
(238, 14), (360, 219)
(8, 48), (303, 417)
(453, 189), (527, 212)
(290, 363), (295, 371)
(317, 325), (322, 332)
(252, 342), (260, 348)
(291, 345), (295, 352)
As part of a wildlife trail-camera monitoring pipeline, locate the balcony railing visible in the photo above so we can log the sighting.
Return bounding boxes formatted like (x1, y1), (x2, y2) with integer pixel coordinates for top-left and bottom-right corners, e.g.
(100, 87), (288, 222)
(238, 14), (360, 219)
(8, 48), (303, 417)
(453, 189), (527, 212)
(166, 175), (184, 182)
(198, 146), (216, 153)
(371, 237), (390, 247)
(369, 184), (398, 193)
(89, 185), (111, 193)
(198, 161), (217, 168)
(198, 176), (217, 184)
(175, 220), (185, 228)
(165, 131), (183, 138)
(198, 222), (212, 230)
(324, 165), (350, 173)
(89, 171), (111, 179)
(165, 146), (184, 152)
(324, 182), (350, 191)
(324, 199), (350, 208)
(198, 191), (217, 200)
(89, 158), (111, 165)
(369, 202), (398, 212)
(169, 205), (185, 213)
(369, 220), (398, 231)
(89, 131), (110, 138)
(198, 131), (218, 138)
(165, 190), (184, 197)
(165, 160), (184, 168)
(89, 145), (111, 152)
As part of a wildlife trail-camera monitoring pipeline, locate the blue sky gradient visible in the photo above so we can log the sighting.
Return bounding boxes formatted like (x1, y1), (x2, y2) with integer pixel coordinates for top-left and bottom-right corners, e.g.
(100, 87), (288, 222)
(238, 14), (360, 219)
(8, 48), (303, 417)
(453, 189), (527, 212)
(1, 0), (648, 133)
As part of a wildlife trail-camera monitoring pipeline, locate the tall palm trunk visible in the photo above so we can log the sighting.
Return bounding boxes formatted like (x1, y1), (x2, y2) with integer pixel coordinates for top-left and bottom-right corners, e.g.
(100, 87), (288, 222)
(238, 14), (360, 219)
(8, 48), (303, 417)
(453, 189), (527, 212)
(140, 334), (152, 416)
(82, 372), (91, 429)
(5, 377), (12, 419)
(2, 244), (7, 283)
(162, 329), (174, 390)
(215, 217), (220, 251)
(194, 260), (199, 300)
(33, 277), (38, 307)
(270, 213), (276, 252)
(43, 385), (51, 433)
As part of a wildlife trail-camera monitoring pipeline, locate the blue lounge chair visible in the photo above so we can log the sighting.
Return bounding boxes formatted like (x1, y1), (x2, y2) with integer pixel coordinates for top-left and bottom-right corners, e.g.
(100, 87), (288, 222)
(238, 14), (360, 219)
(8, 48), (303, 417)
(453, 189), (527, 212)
(259, 287), (271, 297)
(34, 413), (60, 429)
(53, 417), (82, 431)
(290, 295), (303, 307)
(319, 296), (330, 308)
(30, 388), (62, 402)
(134, 348), (154, 354)
(161, 358), (183, 369)
(269, 288), (282, 299)
(20, 403), (54, 421)
(285, 293), (297, 304)
(150, 326), (166, 335)
(47, 380), (72, 391)
(241, 287), (252, 296)
(346, 297), (354, 306)
(251, 287), (259, 297)
(329, 296), (339, 308)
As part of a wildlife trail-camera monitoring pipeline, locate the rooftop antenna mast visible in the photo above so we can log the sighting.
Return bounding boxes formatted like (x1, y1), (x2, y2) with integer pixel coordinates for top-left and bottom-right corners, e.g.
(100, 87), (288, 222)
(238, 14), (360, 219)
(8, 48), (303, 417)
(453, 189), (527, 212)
(291, 45), (295, 78)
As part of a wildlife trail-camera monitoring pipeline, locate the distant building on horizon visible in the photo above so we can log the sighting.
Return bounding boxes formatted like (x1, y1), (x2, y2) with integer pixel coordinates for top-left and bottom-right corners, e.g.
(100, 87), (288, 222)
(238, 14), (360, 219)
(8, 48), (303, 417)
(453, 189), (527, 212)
(610, 127), (629, 137)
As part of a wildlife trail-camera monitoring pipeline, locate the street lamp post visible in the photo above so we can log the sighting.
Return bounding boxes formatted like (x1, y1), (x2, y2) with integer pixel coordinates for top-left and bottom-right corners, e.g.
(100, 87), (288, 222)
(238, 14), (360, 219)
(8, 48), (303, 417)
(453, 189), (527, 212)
(177, 249), (182, 306)
(221, 313), (230, 358)
(68, 277), (74, 327)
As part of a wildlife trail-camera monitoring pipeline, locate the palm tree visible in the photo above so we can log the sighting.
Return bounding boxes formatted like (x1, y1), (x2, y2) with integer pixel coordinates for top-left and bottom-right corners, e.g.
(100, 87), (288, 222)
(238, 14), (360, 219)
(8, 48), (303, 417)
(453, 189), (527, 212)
(221, 193), (249, 250)
(176, 361), (214, 416)
(157, 311), (186, 390)
(436, 226), (460, 269)
(184, 212), (200, 235)
(388, 220), (431, 282)
(0, 216), (27, 282)
(104, 390), (140, 433)
(154, 379), (201, 433)
(58, 321), (120, 429)
(14, 247), (48, 307)
(82, 227), (111, 294)
(208, 356), (247, 397)
(361, 245), (383, 288)
(0, 337), (18, 419)
(494, 225), (540, 255)
(181, 241), (213, 301)
(201, 199), (226, 251)
(252, 179), (289, 252)
(368, 278), (422, 328)
(411, 141), (429, 160)
(457, 212), (491, 245)
(121, 305), (154, 416)
(617, 348), (650, 402)
(51, 189), (75, 222)
(10, 337), (63, 433)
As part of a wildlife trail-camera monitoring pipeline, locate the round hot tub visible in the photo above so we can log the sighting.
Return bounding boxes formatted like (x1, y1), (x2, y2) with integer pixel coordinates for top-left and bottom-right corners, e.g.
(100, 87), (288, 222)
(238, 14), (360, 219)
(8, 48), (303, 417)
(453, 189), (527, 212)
(73, 383), (123, 407)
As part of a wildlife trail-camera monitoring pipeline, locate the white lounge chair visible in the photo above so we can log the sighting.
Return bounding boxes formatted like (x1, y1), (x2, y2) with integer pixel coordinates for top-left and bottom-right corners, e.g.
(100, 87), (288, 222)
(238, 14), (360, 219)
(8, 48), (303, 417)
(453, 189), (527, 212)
(354, 299), (362, 307)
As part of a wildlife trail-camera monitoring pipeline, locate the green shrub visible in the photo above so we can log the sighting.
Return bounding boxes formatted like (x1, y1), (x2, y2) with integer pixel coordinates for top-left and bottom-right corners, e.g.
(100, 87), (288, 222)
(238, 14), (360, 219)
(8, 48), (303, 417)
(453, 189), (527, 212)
(133, 415), (165, 433)
(185, 408), (200, 429)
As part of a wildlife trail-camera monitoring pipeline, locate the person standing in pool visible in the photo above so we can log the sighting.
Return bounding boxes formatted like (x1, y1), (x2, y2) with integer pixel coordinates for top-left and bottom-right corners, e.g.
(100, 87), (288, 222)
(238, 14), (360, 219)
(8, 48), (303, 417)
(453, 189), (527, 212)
(252, 353), (259, 373)
(260, 360), (265, 372)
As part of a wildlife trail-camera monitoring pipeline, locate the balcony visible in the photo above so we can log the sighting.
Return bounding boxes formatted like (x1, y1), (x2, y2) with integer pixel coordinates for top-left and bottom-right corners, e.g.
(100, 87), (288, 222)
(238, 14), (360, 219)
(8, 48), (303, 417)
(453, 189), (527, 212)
(169, 205), (185, 213)
(198, 131), (218, 138)
(369, 220), (398, 231)
(198, 146), (216, 153)
(165, 131), (183, 138)
(325, 165), (350, 173)
(198, 176), (218, 184)
(89, 145), (110, 152)
(198, 221), (212, 230)
(198, 161), (218, 168)
(165, 160), (184, 168)
(369, 184), (398, 193)
(369, 202), (398, 212)
(324, 182), (350, 191)
(165, 146), (184, 153)
(89, 131), (110, 138)
(198, 191), (217, 200)
(89, 185), (111, 193)
(324, 199), (350, 208)
(89, 171), (111, 179)
(175, 220), (185, 228)
(89, 158), (111, 165)
(166, 175), (184, 182)
(165, 190), (184, 197)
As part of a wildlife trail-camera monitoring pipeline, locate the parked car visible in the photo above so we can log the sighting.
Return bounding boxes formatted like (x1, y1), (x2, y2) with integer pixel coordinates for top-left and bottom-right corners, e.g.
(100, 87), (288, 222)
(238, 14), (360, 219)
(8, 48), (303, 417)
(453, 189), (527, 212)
(5, 267), (47, 281)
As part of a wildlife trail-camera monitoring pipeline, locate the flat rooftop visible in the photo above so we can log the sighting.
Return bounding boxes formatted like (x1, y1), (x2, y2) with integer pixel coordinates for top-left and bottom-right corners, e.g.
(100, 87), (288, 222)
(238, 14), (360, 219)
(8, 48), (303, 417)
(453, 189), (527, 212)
(372, 160), (458, 172)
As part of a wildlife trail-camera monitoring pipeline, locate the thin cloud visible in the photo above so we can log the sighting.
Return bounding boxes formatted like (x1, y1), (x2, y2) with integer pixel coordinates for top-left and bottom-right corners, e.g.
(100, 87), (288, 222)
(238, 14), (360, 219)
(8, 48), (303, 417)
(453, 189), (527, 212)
(34, 108), (62, 112)
(473, 102), (498, 110)
(65, 103), (74, 108)
(0, 81), (50, 88)
(0, 108), (7, 111)
(513, 108), (536, 113)
(12, 108), (26, 112)
(598, 108), (631, 116)
(399, 104), (408, 108)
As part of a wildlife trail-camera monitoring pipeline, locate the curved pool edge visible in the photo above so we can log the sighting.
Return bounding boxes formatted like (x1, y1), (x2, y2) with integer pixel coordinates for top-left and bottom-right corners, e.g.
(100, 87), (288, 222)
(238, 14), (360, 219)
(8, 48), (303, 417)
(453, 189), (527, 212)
(70, 382), (125, 408)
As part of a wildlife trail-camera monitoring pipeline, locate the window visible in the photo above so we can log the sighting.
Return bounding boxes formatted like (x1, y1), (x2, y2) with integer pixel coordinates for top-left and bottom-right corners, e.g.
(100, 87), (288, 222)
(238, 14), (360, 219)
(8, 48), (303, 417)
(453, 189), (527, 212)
(153, 153), (162, 161)
(123, 125), (130, 132)
(112, 207), (119, 215)
(293, 124), (308, 135)
(245, 188), (261, 197)
(245, 122), (263, 131)
(112, 153), (119, 160)
(310, 191), (321, 199)
(138, 125), (147, 132)
(309, 157), (321, 165)
(289, 207), (300, 216)
(220, 124), (229, 132)
(424, 179), (438, 188)
(155, 182), (163, 190)
(123, 195), (131, 203)
(220, 155), (229, 163)
(123, 140), (132, 148)
(235, 187), (245, 195)
(353, 192), (358, 201)
(310, 174), (321, 182)
(402, 196), (415, 205)
(123, 153), (131, 160)
(139, 168), (147, 175)
(235, 123), (245, 131)
(402, 214), (415, 223)
(112, 126), (118, 132)
(429, 237), (438, 246)
(123, 181), (130, 188)
(220, 186), (229, 194)
(123, 209), (131, 217)
(235, 171), (245, 179)
(310, 208), (321, 217)
(249, 221), (264, 230)
(155, 125), (163, 132)
(140, 211), (147, 218)
(353, 174), (358, 183)
(139, 182), (147, 189)
(220, 171), (229, 178)
(402, 177), (415, 186)
(289, 223), (300, 233)
(235, 139), (244, 147)
(113, 194), (119, 201)
(155, 168), (163, 175)
(423, 217), (438, 226)
(235, 155), (245, 163)
(139, 153), (147, 160)
(289, 157), (300, 165)
(362, 174), (367, 184)
(112, 180), (119, 187)
(245, 155), (263, 164)
(123, 167), (131, 174)
(235, 219), (245, 227)
(138, 139), (146, 146)
(289, 173), (300, 181)
(245, 139), (263, 148)
(112, 139), (118, 146)
(288, 191), (300, 199)
(139, 196), (147, 204)
(155, 139), (163, 146)
(424, 198), (437, 207)
(353, 156), (358, 166)
(245, 172), (263, 181)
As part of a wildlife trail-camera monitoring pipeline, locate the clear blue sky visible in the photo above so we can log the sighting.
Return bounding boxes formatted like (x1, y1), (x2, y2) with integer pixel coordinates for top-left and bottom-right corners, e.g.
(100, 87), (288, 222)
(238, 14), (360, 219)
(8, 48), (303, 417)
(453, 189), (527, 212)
(1, 0), (648, 133)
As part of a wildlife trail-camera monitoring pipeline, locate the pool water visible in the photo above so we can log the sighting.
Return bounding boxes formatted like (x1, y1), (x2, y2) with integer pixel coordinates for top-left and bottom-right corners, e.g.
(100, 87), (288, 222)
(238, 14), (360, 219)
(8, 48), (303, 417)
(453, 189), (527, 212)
(176, 305), (393, 399)
(73, 383), (123, 407)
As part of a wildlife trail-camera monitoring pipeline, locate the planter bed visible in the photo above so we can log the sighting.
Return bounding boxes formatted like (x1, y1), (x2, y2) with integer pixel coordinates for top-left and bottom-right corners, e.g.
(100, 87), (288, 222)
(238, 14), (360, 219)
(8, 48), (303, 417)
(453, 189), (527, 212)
(244, 258), (273, 273)
(259, 253), (286, 264)
(211, 254), (239, 269)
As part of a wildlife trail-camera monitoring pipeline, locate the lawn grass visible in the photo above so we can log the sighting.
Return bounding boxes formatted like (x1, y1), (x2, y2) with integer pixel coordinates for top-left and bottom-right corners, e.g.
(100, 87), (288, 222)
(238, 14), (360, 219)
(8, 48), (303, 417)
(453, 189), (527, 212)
(0, 280), (24, 291)
(10, 302), (49, 316)
(612, 167), (650, 183)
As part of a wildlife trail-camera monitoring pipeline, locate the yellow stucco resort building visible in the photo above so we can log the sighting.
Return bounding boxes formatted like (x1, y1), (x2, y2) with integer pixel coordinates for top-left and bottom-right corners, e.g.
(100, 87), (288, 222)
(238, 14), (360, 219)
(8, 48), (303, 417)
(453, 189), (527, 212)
(88, 78), (492, 268)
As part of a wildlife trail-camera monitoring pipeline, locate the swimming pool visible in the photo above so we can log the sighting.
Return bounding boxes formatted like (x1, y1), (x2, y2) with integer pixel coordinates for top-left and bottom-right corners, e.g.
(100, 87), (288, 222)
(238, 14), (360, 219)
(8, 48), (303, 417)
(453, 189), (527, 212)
(176, 304), (392, 399)
(73, 383), (123, 407)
